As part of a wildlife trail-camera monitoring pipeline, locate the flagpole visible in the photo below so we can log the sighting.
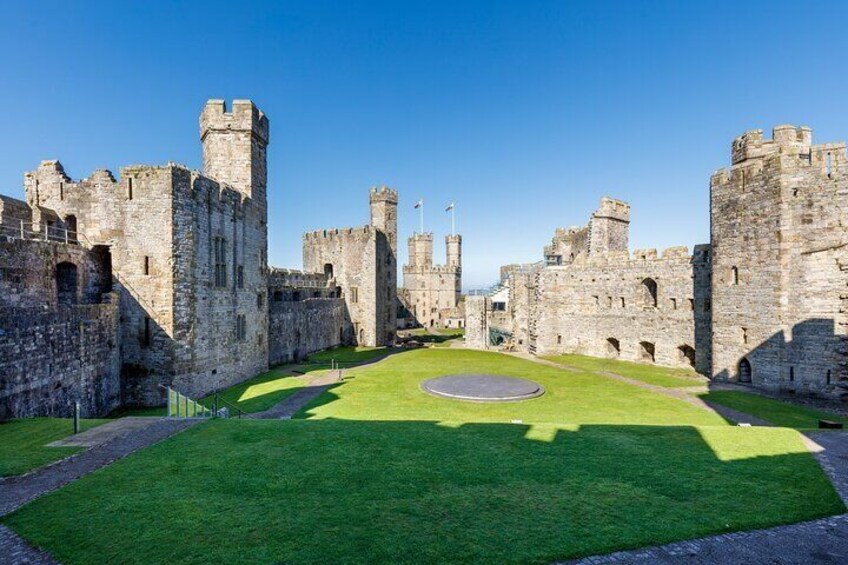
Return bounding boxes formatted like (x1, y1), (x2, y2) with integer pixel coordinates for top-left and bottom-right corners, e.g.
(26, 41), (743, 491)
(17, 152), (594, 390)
(420, 200), (424, 234)
(451, 204), (455, 235)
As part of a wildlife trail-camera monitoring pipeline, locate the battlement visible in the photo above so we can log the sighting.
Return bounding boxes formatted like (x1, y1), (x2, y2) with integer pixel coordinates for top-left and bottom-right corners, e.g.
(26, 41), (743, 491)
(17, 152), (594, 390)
(408, 232), (434, 243)
(713, 125), (846, 186)
(593, 196), (631, 222)
(445, 234), (462, 244)
(369, 185), (398, 203)
(303, 226), (374, 240)
(199, 99), (269, 144)
(731, 125), (812, 165)
(268, 267), (331, 289)
(403, 264), (461, 275)
(546, 245), (697, 269)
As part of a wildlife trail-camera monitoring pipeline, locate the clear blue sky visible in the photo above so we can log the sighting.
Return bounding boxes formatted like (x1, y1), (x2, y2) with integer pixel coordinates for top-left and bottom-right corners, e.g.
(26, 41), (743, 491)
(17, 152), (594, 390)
(2, 1), (846, 288)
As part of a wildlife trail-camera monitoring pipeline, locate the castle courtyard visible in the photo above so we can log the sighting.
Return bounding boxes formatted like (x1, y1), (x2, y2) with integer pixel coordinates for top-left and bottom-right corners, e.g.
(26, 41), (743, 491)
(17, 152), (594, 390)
(4, 2), (848, 563)
(3, 345), (848, 564)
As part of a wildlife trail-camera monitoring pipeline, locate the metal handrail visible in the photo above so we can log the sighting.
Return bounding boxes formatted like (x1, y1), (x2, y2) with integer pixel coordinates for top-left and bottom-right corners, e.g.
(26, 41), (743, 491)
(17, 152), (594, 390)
(0, 220), (79, 244)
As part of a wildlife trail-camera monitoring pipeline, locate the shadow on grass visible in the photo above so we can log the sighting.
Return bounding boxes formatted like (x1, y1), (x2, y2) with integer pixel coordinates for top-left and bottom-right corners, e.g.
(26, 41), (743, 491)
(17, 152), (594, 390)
(198, 348), (413, 414)
(3, 418), (844, 564)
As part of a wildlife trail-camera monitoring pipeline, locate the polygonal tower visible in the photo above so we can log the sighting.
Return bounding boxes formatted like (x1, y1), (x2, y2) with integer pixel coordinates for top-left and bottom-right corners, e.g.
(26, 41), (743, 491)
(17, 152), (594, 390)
(200, 99), (269, 206)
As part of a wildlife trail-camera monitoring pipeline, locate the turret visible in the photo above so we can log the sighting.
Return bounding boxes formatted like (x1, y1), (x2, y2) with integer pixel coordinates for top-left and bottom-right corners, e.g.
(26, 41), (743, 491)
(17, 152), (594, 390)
(446, 234), (462, 268)
(369, 186), (398, 253)
(199, 99), (269, 204)
(588, 197), (630, 255)
(408, 233), (433, 267)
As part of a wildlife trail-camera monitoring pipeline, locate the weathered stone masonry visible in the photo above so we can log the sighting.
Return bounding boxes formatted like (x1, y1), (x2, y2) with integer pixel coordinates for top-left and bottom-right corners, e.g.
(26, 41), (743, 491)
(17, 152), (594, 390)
(0, 239), (120, 418)
(472, 126), (848, 400)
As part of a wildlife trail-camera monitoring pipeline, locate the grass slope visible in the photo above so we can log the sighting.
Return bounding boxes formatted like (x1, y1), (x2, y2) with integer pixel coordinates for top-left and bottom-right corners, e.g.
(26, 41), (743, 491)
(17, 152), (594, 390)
(543, 353), (706, 388)
(0, 418), (110, 477)
(699, 390), (848, 429)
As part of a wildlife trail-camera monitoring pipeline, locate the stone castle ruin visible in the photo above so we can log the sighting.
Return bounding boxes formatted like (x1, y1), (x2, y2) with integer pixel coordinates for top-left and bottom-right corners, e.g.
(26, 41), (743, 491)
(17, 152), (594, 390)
(0, 100), (396, 419)
(468, 125), (848, 400)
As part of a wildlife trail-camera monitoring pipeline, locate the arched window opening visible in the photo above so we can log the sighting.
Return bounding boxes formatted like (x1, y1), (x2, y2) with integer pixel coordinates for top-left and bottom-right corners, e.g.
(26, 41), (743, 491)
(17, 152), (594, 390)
(640, 278), (658, 308)
(731, 266), (739, 286)
(639, 341), (655, 363)
(324, 263), (334, 279)
(738, 358), (752, 383)
(358, 328), (365, 344)
(678, 345), (696, 368)
(606, 338), (621, 358)
(56, 262), (78, 306)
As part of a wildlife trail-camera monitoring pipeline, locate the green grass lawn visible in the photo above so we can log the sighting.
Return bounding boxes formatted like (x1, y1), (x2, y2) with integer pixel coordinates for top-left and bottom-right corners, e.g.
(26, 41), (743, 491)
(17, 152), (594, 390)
(543, 353), (706, 388)
(3, 349), (843, 563)
(699, 390), (848, 429)
(0, 418), (110, 477)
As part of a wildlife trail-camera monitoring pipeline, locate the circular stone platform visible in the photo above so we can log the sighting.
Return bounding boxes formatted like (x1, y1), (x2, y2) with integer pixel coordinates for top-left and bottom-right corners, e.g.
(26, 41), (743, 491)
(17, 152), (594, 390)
(420, 374), (544, 402)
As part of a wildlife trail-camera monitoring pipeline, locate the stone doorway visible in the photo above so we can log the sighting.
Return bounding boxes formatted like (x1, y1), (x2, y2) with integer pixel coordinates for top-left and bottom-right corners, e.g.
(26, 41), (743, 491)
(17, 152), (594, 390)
(738, 358), (752, 383)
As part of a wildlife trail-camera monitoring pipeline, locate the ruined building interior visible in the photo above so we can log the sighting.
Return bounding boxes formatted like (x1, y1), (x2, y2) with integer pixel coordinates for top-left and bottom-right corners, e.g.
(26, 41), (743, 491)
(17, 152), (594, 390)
(0, 100), (396, 419)
(467, 125), (848, 400)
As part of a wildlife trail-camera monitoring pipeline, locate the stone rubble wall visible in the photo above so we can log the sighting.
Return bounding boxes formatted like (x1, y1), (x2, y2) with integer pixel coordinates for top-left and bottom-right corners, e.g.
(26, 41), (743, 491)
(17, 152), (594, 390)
(0, 300), (121, 419)
(269, 298), (346, 365)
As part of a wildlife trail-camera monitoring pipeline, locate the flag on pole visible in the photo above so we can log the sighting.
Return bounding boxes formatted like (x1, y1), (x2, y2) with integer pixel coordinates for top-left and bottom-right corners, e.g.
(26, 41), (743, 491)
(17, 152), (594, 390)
(414, 199), (423, 209)
(445, 202), (454, 212)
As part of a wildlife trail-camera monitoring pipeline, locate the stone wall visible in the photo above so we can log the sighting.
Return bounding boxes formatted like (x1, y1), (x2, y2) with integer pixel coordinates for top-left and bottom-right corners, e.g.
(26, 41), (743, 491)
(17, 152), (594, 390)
(465, 295), (489, 349)
(0, 238), (111, 309)
(711, 125), (848, 397)
(0, 236), (120, 419)
(269, 298), (346, 365)
(0, 302), (121, 419)
(532, 246), (710, 372)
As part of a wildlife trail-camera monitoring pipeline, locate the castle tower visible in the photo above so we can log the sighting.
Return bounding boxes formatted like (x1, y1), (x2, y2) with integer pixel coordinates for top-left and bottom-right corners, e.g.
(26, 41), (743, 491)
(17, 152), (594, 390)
(199, 99), (269, 204)
(369, 186), (398, 254)
(711, 124), (847, 396)
(446, 234), (462, 268)
(588, 197), (630, 255)
(408, 233), (434, 267)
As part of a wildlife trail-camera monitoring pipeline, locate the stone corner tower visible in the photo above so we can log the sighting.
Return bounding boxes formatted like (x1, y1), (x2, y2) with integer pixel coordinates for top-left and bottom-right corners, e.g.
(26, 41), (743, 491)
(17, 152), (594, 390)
(446, 234), (462, 269)
(199, 99), (269, 206)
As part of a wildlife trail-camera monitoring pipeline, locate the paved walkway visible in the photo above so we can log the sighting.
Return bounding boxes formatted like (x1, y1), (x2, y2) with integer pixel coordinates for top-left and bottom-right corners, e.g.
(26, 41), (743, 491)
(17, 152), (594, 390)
(0, 418), (198, 564)
(253, 371), (343, 419)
